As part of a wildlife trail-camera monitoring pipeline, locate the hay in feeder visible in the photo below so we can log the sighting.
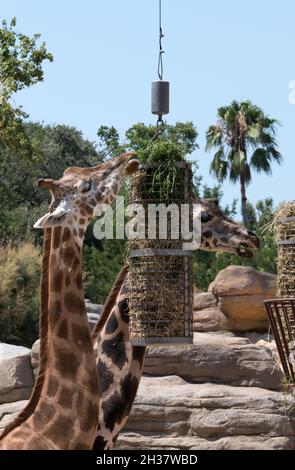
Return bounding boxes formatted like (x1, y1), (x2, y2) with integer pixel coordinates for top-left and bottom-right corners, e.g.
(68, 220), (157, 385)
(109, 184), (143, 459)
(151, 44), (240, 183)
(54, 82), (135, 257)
(127, 144), (193, 344)
(274, 201), (295, 298)
(127, 254), (192, 343)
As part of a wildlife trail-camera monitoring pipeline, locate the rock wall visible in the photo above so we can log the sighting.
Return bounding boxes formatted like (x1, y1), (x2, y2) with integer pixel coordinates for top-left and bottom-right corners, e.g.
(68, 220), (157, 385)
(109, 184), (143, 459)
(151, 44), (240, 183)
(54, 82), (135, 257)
(0, 330), (289, 450)
(116, 376), (295, 450)
(0, 344), (34, 405)
(144, 332), (283, 389)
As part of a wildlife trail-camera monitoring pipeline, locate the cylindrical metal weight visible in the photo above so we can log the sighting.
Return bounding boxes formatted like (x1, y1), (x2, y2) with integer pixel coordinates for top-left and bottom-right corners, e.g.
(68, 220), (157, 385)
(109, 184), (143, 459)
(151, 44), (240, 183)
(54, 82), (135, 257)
(151, 80), (169, 115)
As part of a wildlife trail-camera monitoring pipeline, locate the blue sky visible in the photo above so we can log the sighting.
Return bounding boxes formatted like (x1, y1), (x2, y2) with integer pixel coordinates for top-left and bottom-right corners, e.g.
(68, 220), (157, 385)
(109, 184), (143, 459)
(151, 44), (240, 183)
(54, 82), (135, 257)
(2, 0), (295, 212)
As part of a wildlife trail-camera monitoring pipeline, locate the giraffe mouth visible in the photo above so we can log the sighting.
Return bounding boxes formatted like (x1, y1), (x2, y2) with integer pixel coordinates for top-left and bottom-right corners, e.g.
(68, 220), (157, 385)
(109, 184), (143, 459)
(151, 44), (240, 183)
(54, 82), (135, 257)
(237, 243), (255, 258)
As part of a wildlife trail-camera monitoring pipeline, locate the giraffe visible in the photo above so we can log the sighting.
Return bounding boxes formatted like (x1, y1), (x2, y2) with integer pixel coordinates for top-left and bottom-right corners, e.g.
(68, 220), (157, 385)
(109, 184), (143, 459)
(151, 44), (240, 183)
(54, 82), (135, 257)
(0, 152), (139, 450)
(91, 197), (260, 449)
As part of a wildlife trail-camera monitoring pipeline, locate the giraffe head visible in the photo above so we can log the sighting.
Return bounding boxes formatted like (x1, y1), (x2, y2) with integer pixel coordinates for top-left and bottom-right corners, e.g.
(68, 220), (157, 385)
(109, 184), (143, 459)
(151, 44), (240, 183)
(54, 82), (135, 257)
(198, 198), (260, 257)
(34, 152), (139, 232)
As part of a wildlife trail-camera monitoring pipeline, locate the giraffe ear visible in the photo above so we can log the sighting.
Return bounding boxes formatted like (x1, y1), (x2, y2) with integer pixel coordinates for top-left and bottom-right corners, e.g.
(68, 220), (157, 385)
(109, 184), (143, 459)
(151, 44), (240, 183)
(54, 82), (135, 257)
(33, 207), (70, 229)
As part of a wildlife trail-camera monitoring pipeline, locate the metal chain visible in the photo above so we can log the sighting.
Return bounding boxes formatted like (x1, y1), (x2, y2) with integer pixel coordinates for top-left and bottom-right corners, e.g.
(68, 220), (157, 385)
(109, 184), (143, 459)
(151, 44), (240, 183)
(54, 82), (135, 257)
(147, 117), (167, 149)
(149, 0), (167, 144)
(157, 0), (164, 80)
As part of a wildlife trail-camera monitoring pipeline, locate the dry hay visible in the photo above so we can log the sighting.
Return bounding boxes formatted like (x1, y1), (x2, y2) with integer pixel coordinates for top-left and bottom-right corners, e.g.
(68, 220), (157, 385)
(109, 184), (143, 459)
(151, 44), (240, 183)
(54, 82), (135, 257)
(127, 163), (193, 344)
(127, 255), (193, 343)
(274, 201), (295, 298)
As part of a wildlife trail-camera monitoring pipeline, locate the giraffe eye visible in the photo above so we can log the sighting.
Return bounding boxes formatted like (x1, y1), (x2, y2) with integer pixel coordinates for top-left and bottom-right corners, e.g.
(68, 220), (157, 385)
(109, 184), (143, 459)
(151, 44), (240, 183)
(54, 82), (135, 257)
(201, 212), (213, 223)
(81, 180), (92, 193)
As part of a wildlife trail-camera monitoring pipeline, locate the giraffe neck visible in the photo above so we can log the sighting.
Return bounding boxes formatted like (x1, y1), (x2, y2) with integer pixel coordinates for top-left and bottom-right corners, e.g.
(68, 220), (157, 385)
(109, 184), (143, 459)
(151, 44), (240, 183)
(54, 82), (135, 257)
(32, 225), (99, 449)
(92, 268), (146, 450)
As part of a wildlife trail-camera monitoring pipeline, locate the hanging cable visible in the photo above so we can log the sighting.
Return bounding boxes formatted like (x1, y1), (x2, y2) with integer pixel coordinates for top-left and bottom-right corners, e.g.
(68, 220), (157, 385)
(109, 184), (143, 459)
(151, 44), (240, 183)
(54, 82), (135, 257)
(151, 0), (169, 139)
(157, 0), (164, 80)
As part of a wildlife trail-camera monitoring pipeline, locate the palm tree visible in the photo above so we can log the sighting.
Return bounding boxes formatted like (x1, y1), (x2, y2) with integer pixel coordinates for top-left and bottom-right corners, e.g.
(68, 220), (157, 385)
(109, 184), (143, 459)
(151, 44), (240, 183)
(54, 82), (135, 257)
(206, 100), (282, 226)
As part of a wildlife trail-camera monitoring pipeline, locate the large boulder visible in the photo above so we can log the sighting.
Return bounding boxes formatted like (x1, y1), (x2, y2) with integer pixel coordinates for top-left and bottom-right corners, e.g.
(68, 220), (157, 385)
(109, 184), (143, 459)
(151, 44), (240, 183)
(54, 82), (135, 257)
(85, 300), (102, 331)
(0, 400), (28, 431)
(209, 265), (276, 297)
(193, 296), (229, 331)
(194, 266), (276, 332)
(0, 344), (34, 404)
(116, 376), (295, 450)
(30, 339), (40, 379)
(144, 332), (283, 390)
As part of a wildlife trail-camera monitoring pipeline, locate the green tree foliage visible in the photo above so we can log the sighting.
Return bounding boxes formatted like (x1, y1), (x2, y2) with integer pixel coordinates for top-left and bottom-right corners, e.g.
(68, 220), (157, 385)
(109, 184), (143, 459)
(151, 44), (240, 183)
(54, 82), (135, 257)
(125, 121), (198, 155)
(0, 243), (41, 347)
(0, 17), (53, 156)
(0, 123), (101, 244)
(195, 178), (238, 217)
(206, 100), (281, 226)
(0, 18), (56, 242)
(97, 125), (125, 158)
(97, 121), (198, 156)
(83, 239), (125, 304)
(0, 17), (53, 94)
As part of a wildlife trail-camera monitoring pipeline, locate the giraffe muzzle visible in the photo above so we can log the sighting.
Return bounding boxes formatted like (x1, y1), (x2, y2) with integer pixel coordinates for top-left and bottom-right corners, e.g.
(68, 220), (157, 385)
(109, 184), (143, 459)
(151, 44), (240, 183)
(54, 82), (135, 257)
(237, 236), (260, 257)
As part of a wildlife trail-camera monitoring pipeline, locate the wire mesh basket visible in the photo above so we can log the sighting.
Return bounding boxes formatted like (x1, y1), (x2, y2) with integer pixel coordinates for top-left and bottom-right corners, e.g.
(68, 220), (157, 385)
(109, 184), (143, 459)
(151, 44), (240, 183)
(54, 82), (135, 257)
(127, 162), (193, 345)
(264, 298), (295, 381)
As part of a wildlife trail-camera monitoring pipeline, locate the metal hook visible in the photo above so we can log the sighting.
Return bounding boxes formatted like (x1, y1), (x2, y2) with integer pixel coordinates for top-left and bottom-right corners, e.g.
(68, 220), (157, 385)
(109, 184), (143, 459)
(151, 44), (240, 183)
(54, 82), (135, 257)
(157, 116), (165, 134)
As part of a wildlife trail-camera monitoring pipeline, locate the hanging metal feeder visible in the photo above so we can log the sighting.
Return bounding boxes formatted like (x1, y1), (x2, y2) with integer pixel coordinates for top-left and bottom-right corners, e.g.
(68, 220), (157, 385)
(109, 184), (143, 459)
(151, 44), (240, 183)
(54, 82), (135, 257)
(127, 162), (193, 346)
(127, 0), (193, 346)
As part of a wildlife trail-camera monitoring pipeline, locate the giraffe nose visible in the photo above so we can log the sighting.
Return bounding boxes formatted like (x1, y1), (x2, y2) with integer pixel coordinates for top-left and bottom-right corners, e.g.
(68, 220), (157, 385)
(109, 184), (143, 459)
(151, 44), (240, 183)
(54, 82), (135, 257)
(36, 178), (61, 192)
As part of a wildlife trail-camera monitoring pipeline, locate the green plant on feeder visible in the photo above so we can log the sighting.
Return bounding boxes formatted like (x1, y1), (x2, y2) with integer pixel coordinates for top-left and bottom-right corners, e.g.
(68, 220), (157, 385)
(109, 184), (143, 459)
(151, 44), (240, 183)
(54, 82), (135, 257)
(136, 140), (187, 203)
